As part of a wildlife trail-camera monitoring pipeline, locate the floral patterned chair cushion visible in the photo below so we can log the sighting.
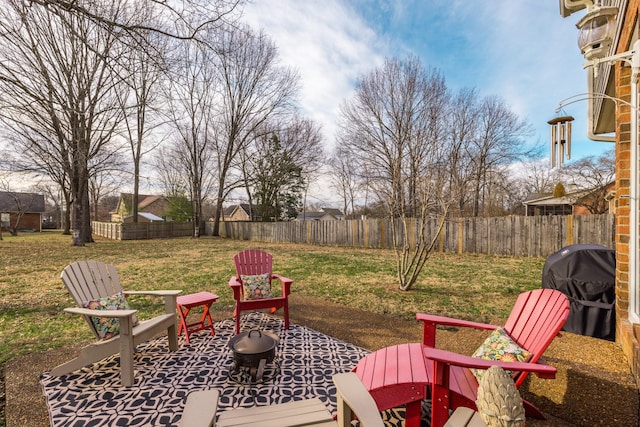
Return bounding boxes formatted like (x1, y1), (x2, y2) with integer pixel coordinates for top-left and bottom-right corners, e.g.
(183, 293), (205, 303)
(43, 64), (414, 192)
(471, 327), (532, 382)
(83, 292), (139, 340)
(240, 273), (272, 300)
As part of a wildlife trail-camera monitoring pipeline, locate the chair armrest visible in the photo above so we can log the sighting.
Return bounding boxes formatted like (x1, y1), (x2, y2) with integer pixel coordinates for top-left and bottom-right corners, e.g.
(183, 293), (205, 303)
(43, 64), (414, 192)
(271, 274), (293, 297)
(332, 372), (384, 427)
(416, 313), (498, 347)
(424, 347), (557, 379)
(64, 307), (138, 318)
(124, 290), (181, 314)
(179, 389), (219, 427)
(124, 290), (182, 296)
(229, 276), (243, 301)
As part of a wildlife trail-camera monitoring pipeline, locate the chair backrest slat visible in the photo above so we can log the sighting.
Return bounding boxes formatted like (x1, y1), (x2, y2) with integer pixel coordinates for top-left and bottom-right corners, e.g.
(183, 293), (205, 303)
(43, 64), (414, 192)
(60, 260), (124, 339)
(61, 260), (123, 305)
(234, 249), (273, 280)
(503, 289), (569, 387)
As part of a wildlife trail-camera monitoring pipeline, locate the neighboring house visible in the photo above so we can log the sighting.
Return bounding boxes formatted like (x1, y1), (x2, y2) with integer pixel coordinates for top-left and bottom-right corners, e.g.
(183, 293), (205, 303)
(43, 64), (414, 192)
(296, 207), (344, 221)
(558, 0), (639, 386)
(523, 182), (615, 216)
(0, 191), (45, 232)
(123, 212), (165, 223)
(223, 203), (260, 221)
(110, 194), (169, 222)
(319, 207), (345, 220)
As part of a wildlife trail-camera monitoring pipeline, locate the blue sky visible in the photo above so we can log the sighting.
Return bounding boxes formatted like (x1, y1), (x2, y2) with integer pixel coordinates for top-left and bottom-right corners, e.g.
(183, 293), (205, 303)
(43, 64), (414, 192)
(241, 0), (614, 165)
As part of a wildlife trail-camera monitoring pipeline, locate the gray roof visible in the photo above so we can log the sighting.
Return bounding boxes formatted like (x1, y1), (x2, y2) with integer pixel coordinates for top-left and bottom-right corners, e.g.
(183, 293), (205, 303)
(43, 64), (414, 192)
(0, 191), (45, 213)
(296, 211), (336, 221)
(321, 207), (344, 216)
(523, 189), (591, 206)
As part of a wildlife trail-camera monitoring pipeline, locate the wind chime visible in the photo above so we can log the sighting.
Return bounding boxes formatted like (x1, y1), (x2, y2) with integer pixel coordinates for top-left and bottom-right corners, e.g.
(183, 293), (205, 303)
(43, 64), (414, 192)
(547, 115), (574, 168)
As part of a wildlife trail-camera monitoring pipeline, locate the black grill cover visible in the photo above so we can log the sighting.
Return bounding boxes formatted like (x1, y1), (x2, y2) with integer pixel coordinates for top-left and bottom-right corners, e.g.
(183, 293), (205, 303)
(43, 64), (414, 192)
(542, 244), (616, 341)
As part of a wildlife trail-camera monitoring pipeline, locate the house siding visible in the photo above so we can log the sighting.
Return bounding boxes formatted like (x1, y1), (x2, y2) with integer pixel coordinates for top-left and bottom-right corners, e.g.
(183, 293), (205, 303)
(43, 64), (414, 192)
(111, 194), (169, 222)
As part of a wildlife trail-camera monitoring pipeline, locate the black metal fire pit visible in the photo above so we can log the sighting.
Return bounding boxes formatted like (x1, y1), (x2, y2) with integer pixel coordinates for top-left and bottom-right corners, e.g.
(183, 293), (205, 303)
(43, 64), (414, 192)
(227, 329), (280, 382)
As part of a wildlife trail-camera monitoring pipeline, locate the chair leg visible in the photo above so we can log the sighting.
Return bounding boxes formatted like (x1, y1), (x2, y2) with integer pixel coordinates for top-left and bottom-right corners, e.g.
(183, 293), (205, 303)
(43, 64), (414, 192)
(168, 322), (178, 351)
(235, 309), (241, 334)
(523, 399), (545, 419)
(431, 360), (451, 427)
(284, 301), (290, 330)
(119, 321), (135, 387)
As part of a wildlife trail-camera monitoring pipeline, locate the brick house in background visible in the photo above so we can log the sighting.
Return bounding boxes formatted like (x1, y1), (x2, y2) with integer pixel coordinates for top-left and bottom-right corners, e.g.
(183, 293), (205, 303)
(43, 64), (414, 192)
(559, 0), (639, 386)
(523, 182), (616, 215)
(0, 191), (45, 232)
(110, 194), (169, 222)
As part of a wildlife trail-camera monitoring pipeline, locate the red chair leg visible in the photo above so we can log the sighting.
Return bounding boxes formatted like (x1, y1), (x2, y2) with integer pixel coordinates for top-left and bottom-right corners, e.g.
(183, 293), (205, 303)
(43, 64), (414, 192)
(284, 302), (289, 330)
(405, 400), (422, 427)
(431, 359), (451, 427)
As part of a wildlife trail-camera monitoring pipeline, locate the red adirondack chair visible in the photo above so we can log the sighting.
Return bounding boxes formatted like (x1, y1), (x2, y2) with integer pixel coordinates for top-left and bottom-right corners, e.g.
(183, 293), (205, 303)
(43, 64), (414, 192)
(228, 249), (293, 334)
(419, 288), (570, 427)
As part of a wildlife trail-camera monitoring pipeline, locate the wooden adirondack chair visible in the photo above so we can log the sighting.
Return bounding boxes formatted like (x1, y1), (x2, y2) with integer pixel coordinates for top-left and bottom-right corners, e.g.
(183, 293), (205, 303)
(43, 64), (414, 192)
(419, 289), (570, 427)
(229, 249), (292, 334)
(179, 372), (385, 427)
(51, 260), (181, 386)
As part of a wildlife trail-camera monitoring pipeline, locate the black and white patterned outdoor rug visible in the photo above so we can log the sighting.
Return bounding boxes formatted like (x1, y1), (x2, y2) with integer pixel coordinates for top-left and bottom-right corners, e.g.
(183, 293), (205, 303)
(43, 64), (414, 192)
(40, 312), (429, 427)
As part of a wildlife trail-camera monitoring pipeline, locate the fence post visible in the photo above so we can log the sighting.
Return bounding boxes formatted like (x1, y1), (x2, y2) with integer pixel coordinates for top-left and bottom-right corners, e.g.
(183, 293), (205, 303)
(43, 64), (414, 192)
(458, 220), (463, 255)
(567, 214), (574, 246)
(364, 219), (369, 248)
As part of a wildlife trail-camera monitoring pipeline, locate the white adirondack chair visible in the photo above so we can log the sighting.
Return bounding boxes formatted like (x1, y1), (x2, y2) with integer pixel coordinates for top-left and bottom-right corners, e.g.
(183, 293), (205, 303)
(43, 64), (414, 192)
(179, 372), (386, 427)
(51, 260), (181, 386)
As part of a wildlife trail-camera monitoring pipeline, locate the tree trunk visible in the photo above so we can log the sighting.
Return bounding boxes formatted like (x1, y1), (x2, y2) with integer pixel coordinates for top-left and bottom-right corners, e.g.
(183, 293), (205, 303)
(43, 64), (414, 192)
(133, 159), (140, 223)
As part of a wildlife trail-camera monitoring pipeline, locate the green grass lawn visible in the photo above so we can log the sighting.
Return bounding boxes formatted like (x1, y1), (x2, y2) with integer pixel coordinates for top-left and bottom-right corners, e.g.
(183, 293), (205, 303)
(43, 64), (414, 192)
(0, 230), (545, 366)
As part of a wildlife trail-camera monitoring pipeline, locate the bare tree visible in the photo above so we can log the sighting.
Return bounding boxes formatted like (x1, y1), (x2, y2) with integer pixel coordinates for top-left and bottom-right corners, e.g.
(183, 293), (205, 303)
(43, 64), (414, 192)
(0, 0), (129, 245)
(520, 158), (562, 195)
(116, 23), (170, 223)
(337, 56), (453, 291)
(209, 25), (299, 235)
(28, 0), (243, 42)
(468, 96), (533, 217)
(153, 145), (194, 222)
(445, 87), (480, 217)
(163, 32), (219, 236)
(329, 146), (361, 219)
(561, 149), (615, 214)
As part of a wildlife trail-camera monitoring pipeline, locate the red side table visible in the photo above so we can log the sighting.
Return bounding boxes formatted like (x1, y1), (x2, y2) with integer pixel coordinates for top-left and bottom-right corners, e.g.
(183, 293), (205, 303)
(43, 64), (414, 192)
(176, 291), (219, 343)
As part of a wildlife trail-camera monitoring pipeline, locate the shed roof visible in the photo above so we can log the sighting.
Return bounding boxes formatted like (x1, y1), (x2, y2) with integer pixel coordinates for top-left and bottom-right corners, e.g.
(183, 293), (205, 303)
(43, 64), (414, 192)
(124, 212), (164, 221)
(0, 191), (45, 213)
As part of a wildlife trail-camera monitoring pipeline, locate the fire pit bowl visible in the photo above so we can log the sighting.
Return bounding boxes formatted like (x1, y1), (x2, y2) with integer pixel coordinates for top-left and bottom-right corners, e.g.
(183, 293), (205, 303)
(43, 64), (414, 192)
(227, 329), (280, 382)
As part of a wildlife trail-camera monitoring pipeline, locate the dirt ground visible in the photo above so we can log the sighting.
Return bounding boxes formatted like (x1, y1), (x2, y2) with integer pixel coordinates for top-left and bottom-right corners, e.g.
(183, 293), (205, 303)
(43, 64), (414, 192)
(4, 294), (639, 426)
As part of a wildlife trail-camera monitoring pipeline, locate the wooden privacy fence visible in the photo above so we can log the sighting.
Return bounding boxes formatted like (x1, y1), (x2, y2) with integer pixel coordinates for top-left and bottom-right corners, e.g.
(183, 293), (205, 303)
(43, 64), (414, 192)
(215, 214), (615, 257)
(92, 221), (193, 240)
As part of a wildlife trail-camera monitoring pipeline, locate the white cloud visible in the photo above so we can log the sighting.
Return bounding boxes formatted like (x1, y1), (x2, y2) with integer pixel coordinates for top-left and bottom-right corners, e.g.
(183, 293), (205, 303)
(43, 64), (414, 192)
(239, 1), (612, 204)
(242, 0), (385, 153)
